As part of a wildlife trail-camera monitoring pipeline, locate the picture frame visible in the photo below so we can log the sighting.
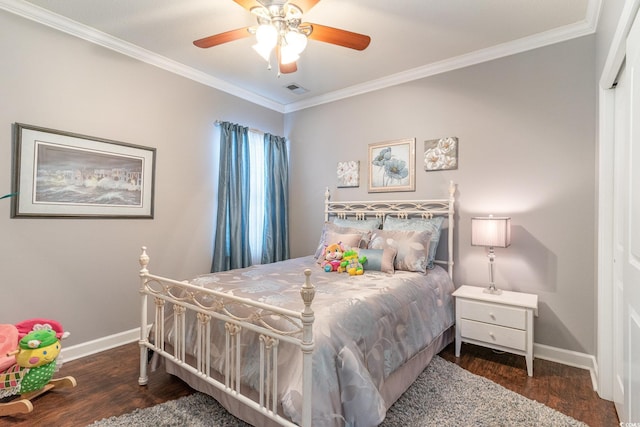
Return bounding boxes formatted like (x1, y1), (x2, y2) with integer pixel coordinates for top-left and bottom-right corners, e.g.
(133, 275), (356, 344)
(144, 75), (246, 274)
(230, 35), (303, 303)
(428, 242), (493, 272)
(424, 137), (458, 171)
(368, 138), (415, 193)
(337, 160), (359, 188)
(12, 123), (156, 218)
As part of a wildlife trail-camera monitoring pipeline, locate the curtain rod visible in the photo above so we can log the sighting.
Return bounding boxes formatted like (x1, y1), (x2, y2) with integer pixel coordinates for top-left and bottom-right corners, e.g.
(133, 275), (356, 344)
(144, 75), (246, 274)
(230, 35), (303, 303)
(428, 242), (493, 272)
(215, 120), (264, 135)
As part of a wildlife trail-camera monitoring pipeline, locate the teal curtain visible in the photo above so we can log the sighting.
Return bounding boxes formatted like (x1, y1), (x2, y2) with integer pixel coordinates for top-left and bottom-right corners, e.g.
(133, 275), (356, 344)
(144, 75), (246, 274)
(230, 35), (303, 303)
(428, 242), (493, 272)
(211, 122), (252, 272)
(261, 133), (290, 264)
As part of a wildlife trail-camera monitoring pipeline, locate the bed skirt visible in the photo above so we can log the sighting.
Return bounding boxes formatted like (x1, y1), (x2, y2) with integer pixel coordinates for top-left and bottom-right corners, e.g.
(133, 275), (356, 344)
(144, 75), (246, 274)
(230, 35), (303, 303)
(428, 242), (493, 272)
(163, 326), (454, 427)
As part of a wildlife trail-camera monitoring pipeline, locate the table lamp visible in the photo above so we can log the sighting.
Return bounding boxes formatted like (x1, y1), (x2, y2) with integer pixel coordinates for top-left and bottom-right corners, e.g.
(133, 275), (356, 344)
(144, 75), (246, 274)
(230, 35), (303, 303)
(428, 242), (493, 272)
(471, 215), (511, 295)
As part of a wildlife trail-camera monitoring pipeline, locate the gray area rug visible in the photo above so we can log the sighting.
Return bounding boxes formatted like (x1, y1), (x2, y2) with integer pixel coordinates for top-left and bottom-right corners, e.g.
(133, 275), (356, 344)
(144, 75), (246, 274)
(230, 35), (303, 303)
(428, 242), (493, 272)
(88, 356), (586, 426)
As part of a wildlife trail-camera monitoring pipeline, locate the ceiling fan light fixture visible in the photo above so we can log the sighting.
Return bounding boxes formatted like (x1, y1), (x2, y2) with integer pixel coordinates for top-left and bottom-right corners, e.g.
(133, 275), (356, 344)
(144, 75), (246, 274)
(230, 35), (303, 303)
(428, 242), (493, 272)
(194, 1), (371, 75)
(280, 45), (299, 64)
(285, 30), (308, 54)
(252, 42), (273, 62)
(255, 24), (278, 49)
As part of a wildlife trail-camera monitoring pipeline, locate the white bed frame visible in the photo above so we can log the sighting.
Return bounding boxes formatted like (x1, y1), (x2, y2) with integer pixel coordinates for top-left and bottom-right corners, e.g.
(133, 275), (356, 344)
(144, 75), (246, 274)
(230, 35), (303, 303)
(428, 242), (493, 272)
(137, 181), (456, 427)
(324, 181), (456, 279)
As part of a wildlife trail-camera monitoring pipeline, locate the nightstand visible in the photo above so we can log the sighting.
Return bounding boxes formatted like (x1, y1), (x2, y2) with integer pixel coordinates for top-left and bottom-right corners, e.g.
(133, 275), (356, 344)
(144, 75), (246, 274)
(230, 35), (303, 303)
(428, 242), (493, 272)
(452, 285), (538, 376)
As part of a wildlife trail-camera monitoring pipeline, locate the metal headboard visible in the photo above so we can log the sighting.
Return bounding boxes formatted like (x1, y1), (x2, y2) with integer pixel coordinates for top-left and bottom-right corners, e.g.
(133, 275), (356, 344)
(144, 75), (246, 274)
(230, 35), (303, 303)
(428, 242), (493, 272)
(324, 181), (456, 279)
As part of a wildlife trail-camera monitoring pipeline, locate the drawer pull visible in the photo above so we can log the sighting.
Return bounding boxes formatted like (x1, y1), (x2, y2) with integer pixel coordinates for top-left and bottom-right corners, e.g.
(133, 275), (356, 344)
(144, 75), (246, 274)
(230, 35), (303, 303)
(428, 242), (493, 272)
(489, 312), (496, 320)
(489, 331), (495, 340)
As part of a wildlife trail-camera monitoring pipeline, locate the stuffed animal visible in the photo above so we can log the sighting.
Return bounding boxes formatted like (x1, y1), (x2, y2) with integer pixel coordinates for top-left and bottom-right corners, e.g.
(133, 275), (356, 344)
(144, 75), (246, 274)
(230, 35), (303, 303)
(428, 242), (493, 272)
(13, 329), (60, 394)
(321, 242), (345, 272)
(0, 319), (76, 417)
(339, 249), (367, 275)
(0, 320), (65, 397)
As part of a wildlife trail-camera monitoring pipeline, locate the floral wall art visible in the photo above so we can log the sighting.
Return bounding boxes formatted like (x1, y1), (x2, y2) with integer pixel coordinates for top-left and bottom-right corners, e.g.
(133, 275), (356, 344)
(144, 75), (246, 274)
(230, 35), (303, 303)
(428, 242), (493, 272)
(424, 137), (458, 171)
(337, 160), (359, 188)
(368, 138), (415, 193)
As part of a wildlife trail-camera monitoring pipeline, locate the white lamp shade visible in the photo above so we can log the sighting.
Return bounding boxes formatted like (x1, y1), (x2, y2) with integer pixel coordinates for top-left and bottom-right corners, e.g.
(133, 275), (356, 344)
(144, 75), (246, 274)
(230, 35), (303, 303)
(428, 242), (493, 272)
(471, 216), (511, 248)
(285, 30), (308, 54)
(280, 45), (300, 64)
(255, 24), (278, 49)
(252, 42), (273, 62)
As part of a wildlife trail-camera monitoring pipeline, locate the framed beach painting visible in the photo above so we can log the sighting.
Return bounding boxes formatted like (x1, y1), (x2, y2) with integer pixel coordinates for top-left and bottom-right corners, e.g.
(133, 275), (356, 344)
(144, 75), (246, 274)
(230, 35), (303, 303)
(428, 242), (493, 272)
(12, 123), (156, 218)
(368, 138), (415, 193)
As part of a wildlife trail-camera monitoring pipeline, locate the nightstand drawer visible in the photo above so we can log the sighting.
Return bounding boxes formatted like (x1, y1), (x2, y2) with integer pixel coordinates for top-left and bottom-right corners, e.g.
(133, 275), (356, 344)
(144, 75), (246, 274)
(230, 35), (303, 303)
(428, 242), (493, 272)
(458, 299), (527, 329)
(459, 318), (527, 351)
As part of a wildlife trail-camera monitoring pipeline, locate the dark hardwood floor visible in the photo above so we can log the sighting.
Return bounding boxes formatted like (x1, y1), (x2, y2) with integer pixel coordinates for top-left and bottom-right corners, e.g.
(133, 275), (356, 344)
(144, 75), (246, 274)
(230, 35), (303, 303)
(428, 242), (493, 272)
(439, 343), (619, 427)
(1, 341), (618, 427)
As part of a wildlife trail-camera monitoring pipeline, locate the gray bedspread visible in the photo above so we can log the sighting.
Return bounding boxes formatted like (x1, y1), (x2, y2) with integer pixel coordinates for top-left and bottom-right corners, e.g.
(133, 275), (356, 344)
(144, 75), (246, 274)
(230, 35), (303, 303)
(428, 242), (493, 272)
(171, 256), (455, 427)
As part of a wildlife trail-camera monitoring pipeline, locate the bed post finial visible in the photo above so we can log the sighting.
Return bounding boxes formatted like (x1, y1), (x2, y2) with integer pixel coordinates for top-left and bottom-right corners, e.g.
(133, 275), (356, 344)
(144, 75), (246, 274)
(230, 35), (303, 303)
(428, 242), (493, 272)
(139, 246), (149, 274)
(300, 269), (316, 312)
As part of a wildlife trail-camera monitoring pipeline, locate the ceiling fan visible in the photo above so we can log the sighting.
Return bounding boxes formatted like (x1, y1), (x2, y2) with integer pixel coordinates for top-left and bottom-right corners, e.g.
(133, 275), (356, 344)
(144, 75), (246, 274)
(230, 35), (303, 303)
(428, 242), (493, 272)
(193, 0), (371, 74)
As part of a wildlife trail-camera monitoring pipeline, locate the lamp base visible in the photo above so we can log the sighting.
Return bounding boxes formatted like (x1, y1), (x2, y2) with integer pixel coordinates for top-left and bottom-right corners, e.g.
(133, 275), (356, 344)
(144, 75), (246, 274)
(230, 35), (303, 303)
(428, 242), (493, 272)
(483, 287), (502, 295)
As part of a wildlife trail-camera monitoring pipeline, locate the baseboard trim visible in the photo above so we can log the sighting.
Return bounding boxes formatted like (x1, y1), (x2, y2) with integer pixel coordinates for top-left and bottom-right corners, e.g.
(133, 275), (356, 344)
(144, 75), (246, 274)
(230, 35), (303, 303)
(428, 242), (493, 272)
(60, 329), (600, 392)
(61, 327), (145, 362)
(534, 343), (598, 391)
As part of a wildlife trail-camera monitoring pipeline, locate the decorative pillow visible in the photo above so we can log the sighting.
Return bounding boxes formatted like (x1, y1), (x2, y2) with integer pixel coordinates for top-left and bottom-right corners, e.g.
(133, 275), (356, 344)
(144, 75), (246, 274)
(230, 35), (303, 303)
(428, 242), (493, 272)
(383, 216), (445, 269)
(332, 217), (382, 231)
(313, 222), (373, 259)
(369, 229), (432, 273)
(359, 248), (397, 274)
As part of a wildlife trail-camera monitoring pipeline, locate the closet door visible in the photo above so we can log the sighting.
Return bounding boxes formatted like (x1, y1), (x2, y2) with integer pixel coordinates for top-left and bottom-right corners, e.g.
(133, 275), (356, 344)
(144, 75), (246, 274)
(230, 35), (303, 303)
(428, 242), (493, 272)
(614, 9), (640, 423)
(612, 62), (627, 420)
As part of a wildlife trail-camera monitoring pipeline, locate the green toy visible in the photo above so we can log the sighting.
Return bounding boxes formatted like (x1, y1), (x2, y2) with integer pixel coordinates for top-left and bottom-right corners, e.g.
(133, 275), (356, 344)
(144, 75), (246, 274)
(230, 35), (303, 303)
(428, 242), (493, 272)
(339, 249), (367, 275)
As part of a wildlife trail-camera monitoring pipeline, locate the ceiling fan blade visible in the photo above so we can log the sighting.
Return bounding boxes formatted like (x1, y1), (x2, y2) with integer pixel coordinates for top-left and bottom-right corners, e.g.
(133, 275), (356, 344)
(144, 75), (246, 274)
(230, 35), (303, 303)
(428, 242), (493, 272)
(193, 27), (252, 48)
(291, 0), (321, 13)
(232, 0), (263, 11)
(306, 23), (371, 51)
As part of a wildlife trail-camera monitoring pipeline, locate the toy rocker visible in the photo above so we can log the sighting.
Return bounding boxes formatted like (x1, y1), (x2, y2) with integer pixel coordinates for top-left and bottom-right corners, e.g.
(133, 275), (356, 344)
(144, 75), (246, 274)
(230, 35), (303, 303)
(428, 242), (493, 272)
(0, 319), (76, 416)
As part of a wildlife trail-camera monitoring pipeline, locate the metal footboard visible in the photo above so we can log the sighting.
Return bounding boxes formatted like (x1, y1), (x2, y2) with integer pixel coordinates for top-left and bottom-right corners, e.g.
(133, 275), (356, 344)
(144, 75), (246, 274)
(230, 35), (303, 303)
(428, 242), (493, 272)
(137, 247), (315, 427)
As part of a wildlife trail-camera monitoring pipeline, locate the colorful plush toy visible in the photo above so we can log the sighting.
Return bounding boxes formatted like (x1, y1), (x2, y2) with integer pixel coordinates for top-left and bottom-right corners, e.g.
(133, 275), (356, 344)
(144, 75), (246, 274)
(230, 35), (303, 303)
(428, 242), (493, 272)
(339, 249), (367, 275)
(15, 328), (61, 393)
(321, 242), (345, 272)
(0, 319), (76, 417)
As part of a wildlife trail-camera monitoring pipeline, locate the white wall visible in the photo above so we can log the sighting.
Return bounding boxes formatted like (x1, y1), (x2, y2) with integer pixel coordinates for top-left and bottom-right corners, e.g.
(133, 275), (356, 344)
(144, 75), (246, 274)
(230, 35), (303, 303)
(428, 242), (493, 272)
(0, 11), (283, 346)
(285, 36), (597, 354)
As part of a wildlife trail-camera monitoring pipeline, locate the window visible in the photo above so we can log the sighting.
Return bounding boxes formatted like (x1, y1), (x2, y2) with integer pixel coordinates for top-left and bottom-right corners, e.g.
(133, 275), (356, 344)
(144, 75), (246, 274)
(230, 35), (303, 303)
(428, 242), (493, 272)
(212, 122), (289, 272)
(247, 130), (265, 264)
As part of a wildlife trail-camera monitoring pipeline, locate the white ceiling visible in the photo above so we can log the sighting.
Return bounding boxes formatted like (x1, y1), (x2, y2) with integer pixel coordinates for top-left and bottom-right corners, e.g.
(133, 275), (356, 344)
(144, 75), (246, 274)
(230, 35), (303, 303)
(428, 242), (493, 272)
(2, 0), (599, 113)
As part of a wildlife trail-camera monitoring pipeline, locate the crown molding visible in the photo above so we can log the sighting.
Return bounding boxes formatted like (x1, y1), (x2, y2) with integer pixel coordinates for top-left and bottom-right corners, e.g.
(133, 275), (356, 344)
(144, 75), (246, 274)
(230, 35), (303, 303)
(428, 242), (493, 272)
(2, 0), (600, 115)
(284, 8), (600, 113)
(0, 0), (285, 113)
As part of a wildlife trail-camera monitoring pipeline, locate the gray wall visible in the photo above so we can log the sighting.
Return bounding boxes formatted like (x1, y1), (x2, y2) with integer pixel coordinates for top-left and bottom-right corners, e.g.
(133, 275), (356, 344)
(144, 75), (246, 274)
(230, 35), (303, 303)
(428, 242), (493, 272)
(2, 8), (601, 356)
(285, 36), (597, 354)
(0, 11), (283, 346)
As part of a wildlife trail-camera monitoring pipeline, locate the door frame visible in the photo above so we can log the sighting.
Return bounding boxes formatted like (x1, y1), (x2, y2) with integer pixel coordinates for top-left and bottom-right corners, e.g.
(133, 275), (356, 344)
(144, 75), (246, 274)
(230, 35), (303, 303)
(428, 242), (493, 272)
(597, 0), (640, 400)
